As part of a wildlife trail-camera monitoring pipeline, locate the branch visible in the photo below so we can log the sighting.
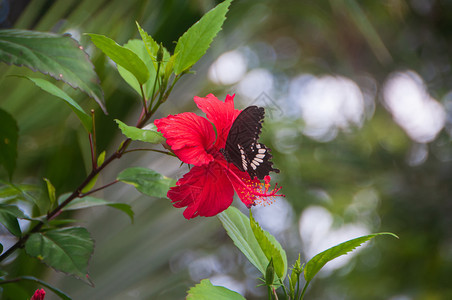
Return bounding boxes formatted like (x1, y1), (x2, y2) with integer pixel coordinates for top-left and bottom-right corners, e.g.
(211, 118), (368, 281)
(79, 180), (119, 197)
(0, 65), (186, 263)
(123, 148), (175, 156)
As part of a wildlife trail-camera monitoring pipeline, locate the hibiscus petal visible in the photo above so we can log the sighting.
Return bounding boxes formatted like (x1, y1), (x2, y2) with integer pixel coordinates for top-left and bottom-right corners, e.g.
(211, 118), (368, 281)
(167, 162), (234, 219)
(194, 94), (241, 149)
(155, 112), (216, 166)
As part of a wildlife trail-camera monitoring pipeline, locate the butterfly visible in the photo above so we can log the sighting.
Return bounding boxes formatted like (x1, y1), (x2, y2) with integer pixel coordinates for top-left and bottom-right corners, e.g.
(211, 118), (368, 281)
(221, 106), (280, 180)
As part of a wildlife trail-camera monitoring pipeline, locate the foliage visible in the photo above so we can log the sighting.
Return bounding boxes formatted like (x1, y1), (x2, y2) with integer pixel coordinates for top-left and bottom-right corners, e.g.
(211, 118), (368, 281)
(216, 207), (395, 299)
(0, 108), (18, 179)
(115, 120), (164, 144)
(19, 76), (93, 132)
(0, 1), (234, 298)
(0, 29), (105, 112)
(2, 0), (444, 299)
(218, 206), (271, 276)
(117, 167), (175, 199)
(250, 211), (287, 281)
(303, 233), (398, 283)
(25, 227), (94, 282)
(173, 0), (232, 74)
(187, 279), (245, 300)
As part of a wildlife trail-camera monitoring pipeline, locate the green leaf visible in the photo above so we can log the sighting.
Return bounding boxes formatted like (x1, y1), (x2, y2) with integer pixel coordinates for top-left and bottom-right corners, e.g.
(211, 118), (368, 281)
(0, 184), (28, 202)
(304, 232), (398, 282)
(58, 193), (134, 222)
(97, 150), (106, 166)
(136, 22), (171, 72)
(115, 119), (164, 144)
(80, 151), (105, 193)
(164, 53), (177, 80)
(187, 279), (245, 300)
(4, 276), (73, 300)
(0, 29), (105, 113)
(18, 76), (92, 132)
(47, 219), (78, 227)
(173, 0), (232, 74)
(0, 182), (43, 213)
(105, 203), (134, 222)
(116, 39), (156, 99)
(0, 203), (29, 219)
(250, 211), (287, 280)
(80, 177), (97, 194)
(0, 204), (30, 236)
(87, 33), (149, 85)
(43, 178), (56, 207)
(25, 227), (94, 281)
(0, 204), (26, 237)
(0, 108), (18, 179)
(217, 206), (269, 276)
(117, 167), (175, 198)
(136, 22), (159, 64)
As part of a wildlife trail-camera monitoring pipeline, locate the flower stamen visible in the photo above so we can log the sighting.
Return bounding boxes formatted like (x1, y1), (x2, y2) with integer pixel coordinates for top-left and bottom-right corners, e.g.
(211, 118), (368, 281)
(219, 160), (284, 207)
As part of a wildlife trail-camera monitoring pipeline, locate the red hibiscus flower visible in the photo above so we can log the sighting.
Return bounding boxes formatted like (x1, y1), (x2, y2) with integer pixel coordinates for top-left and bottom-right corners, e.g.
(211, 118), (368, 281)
(154, 94), (282, 219)
(31, 289), (45, 300)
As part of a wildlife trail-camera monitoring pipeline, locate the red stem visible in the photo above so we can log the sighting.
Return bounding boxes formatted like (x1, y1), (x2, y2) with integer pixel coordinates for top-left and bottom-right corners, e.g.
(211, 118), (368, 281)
(89, 134), (96, 169)
(0, 115), (146, 262)
(0, 72), (180, 263)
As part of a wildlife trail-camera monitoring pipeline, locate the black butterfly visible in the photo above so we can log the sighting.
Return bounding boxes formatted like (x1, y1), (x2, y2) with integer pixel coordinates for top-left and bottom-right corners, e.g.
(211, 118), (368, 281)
(221, 106), (279, 180)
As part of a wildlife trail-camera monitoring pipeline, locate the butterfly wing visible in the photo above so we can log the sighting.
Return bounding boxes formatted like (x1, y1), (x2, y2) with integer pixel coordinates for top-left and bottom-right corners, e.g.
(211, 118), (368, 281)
(221, 106), (263, 172)
(248, 142), (279, 180)
(222, 106), (279, 180)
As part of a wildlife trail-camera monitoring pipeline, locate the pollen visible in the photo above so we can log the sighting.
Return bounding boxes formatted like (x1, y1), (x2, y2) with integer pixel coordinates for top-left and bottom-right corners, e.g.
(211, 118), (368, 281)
(219, 159), (283, 208)
(237, 176), (284, 208)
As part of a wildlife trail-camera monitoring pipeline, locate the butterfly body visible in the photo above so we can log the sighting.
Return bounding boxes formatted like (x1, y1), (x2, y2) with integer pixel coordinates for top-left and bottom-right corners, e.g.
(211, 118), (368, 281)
(221, 106), (279, 180)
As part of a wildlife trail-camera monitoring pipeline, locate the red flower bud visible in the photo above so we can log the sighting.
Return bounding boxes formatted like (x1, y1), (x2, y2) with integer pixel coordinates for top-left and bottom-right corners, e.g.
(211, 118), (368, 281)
(31, 289), (45, 300)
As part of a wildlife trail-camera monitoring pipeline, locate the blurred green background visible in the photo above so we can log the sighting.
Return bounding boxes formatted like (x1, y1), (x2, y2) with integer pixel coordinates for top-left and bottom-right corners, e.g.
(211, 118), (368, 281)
(1, 0), (452, 299)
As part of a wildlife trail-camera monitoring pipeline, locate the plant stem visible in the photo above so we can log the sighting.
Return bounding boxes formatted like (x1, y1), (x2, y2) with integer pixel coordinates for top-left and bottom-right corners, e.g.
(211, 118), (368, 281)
(0, 96), (155, 263)
(148, 62), (161, 110)
(140, 83), (148, 115)
(0, 277), (21, 285)
(91, 109), (97, 167)
(299, 281), (309, 300)
(0, 229), (33, 262)
(89, 134), (96, 169)
(0, 67), (186, 264)
(149, 74), (180, 115)
(295, 278), (300, 300)
(278, 279), (288, 299)
(0, 144), (125, 262)
(123, 148), (175, 156)
(79, 180), (119, 197)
